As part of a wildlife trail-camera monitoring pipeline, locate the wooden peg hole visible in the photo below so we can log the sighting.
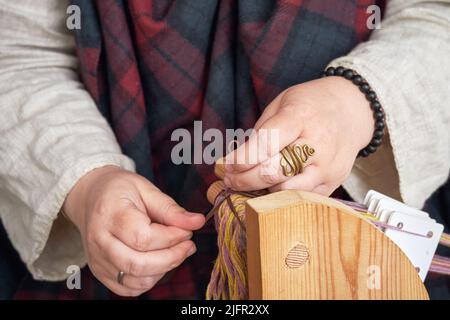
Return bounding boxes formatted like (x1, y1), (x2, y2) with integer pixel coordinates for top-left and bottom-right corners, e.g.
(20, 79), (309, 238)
(285, 242), (309, 268)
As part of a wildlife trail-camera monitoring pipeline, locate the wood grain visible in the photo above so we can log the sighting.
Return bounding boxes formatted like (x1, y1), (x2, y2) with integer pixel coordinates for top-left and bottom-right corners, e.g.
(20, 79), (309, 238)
(246, 190), (429, 300)
(207, 180), (225, 205)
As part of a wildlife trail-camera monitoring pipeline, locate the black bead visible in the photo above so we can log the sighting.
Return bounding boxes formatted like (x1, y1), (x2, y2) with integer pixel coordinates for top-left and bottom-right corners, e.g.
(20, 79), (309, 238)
(335, 66), (345, 76)
(375, 111), (384, 120)
(359, 149), (369, 157)
(366, 145), (377, 154)
(366, 90), (377, 101)
(371, 101), (381, 110)
(325, 67), (335, 76)
(375, 121), (385, 130)
(359, 83), (370, 93)
(343, 69), (354, 80)
(370, 138), (382, 147)
(374, 130), (384, 139)
(352, 75), (363, 85)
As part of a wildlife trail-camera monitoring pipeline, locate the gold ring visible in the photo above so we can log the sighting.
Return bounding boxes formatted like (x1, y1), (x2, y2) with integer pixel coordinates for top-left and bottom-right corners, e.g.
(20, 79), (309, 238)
(280, 144), (315, 177)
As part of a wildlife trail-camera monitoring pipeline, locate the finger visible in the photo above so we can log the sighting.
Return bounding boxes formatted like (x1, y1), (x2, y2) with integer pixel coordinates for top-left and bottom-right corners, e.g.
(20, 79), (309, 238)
(91, 252), (166, 292)
(269, 166), (323, 192)
(89, 262), (145, 297)
(225, 105), (304, 173)
(110, 207), (192, 252)
(102, 234), (196, 277)
(224, 138), (317, 191)
(138, 187), (205, 230)
(100, 276), (146, 297)
(121, 273), (165, 291)
(224, 153), (286, 191)
(311, 184), (336, 196)
(253, 93), (284, 130)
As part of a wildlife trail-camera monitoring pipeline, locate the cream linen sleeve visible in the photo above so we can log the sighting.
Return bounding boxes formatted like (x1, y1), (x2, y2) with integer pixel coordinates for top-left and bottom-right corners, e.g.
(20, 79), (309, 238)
(329, 0), (450, 209)
(0, 0), (135, 280)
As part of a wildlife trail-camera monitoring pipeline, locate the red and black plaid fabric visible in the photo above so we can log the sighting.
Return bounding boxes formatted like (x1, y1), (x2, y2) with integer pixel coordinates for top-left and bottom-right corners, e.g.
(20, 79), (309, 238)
(13, 0), (385, 299)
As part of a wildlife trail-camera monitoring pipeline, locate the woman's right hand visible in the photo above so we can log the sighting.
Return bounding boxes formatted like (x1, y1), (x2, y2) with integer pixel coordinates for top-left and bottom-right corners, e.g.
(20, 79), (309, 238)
(63, 166), (205, 296)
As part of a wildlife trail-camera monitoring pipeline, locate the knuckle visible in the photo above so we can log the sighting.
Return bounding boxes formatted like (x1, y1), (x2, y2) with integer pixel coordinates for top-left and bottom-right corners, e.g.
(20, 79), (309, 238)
(228, 176), (245, 190)
(168, 250), (184, 270)
(167, 234), (180, 247)
(139, 277), (156, 289)
(127, 258), (144, 276)
(280, 103), (298, 114)
(169, 259), (183, 270)
(259, 169), (281, 185)
(133, 229), (152, 251)
(161, 200), (180, 217)
(93, 199), (110, 218)
(134, 173), (153, 186)
(261, 173), (278, 185)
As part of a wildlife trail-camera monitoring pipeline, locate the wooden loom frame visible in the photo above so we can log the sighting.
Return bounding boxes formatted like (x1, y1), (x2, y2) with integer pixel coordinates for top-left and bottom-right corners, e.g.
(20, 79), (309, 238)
(245, 190), (428, 300)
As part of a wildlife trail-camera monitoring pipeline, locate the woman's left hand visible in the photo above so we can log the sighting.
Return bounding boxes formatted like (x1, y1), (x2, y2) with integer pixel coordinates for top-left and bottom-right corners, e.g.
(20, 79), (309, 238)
(223, 76), (376, 196)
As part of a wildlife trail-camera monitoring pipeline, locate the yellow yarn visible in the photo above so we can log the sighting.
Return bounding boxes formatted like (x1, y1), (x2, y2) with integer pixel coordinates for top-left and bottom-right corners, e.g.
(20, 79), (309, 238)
(206, 192), (250, 300)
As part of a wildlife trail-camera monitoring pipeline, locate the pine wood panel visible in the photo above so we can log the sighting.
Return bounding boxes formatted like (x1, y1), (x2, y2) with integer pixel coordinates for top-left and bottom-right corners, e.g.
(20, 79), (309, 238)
(246, 190), (429, 300)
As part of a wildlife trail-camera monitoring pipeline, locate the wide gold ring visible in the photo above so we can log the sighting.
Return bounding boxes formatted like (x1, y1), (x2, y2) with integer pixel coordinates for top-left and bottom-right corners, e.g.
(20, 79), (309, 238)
(280, 144), (315, 177)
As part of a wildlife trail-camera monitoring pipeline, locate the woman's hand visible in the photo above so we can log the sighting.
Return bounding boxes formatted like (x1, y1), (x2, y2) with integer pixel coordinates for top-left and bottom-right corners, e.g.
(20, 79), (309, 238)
(223, 76), (375, 195)
(63, 166), (205, 297)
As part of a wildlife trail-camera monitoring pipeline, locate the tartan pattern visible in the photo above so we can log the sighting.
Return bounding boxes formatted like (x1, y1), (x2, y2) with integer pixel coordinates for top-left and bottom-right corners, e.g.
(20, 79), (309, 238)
(12, 0), (384, 299)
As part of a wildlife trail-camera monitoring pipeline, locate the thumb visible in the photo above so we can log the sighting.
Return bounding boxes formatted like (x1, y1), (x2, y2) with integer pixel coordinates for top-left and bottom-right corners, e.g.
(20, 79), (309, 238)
(138, 182), (205, 230)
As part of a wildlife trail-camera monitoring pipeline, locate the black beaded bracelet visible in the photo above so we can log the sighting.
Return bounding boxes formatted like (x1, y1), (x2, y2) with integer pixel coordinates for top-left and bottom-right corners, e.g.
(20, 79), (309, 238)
(322, 66), (385, 158)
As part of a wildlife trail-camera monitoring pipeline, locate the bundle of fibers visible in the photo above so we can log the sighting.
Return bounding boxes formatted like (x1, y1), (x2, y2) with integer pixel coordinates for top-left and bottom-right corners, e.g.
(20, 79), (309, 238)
(205, 185), (251, 300)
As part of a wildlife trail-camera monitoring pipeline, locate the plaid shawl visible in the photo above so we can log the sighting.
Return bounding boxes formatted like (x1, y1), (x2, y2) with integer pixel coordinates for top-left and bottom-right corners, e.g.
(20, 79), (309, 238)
(14, 0), (384, 299)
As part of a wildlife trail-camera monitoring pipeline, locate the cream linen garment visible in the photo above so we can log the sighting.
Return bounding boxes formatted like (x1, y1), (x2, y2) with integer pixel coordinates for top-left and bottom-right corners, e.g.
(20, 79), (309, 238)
(0, 0), (449, 281)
